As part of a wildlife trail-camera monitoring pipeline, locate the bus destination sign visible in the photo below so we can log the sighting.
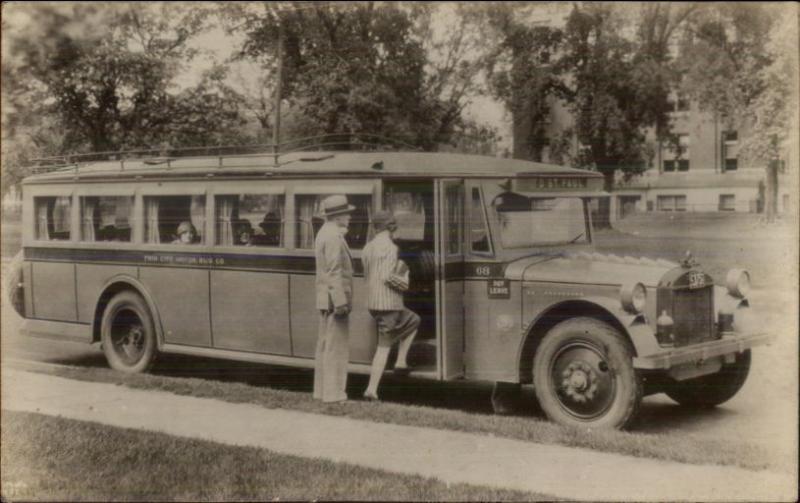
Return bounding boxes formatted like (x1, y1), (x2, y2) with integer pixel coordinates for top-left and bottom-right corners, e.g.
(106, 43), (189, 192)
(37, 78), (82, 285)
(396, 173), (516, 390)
(515, 176), (595, 192)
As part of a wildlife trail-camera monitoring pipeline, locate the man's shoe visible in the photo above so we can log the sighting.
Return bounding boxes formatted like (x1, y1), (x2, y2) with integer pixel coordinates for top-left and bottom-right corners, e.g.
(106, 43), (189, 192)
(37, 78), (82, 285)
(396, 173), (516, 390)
(363, 392), (379, 402)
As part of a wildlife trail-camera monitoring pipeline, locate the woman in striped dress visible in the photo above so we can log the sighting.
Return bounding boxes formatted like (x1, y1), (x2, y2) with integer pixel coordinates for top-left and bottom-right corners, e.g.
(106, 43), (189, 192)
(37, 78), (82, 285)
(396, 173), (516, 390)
(361, 211), (420, 401)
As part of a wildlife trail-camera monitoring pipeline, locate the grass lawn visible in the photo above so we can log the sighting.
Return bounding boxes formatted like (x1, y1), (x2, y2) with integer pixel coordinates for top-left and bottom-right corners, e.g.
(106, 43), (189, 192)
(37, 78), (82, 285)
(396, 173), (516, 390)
(602, 212), (796, 290)
(12, 359), (778, 473)
(1, 410), (552, 501)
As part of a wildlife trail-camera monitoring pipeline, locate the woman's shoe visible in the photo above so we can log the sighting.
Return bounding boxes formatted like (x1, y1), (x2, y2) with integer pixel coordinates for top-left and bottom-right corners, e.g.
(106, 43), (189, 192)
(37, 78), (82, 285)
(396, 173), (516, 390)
(393, 366), (411, 377)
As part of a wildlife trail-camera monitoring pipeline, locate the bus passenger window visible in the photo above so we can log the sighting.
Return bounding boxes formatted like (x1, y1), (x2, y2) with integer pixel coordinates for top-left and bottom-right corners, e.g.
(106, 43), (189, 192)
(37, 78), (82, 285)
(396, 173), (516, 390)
(80, 196), (133, 242)
(216, 194), (285, 247)
(34, 196), (71, 241)
(144, 195), (205, 244)
(470, 187), (491, 253)
(295, 194), (372, 250)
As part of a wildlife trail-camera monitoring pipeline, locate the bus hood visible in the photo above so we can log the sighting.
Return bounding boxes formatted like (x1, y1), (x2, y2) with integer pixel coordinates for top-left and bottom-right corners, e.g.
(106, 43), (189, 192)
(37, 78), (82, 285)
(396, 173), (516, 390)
(504, 251), (678, 288)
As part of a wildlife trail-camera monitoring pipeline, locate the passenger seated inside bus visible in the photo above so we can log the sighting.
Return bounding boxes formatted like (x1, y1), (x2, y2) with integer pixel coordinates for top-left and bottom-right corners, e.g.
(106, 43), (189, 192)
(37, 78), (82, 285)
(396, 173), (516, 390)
(256, 211), (282, 246)
(97, 224), (131, 242)
(172, 221), (199, 244)
(234, 219), (255, 246)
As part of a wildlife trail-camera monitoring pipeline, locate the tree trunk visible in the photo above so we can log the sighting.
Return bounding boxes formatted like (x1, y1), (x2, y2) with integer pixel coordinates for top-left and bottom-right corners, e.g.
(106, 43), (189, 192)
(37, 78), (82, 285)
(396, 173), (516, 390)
(593, 170), (614, 229)
(765, 160), (779, 223)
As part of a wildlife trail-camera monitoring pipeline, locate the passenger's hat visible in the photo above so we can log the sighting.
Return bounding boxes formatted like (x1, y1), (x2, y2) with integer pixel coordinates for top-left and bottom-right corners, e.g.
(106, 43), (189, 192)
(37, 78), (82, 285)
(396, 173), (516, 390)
(321, 194), (356, 217)
(372, 210), (397, 232)
(235, 219), (253, 233)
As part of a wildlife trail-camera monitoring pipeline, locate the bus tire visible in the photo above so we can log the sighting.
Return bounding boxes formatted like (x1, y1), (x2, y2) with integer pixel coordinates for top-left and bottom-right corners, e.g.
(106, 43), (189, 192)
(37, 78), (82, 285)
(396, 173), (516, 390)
(664, 350), (751, 408)
(533, 317), (641, 430)
(101, 291), (157, 373)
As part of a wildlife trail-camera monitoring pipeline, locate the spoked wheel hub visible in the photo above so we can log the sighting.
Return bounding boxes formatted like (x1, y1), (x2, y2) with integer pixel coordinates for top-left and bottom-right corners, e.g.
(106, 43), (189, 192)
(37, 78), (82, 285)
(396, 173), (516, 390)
(111, 309), (146, 365)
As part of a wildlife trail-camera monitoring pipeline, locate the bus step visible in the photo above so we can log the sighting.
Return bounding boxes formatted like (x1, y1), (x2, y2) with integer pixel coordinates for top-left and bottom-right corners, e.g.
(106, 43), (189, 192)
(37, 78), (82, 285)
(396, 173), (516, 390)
(408, 339), (437, 368)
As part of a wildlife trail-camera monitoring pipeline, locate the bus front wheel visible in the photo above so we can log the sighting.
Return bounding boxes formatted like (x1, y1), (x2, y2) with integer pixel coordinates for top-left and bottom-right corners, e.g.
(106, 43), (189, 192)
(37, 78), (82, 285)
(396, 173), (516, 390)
(664, 350), (751, 408)
(533, 317), (642, 430)
(101, 291), (157, 373)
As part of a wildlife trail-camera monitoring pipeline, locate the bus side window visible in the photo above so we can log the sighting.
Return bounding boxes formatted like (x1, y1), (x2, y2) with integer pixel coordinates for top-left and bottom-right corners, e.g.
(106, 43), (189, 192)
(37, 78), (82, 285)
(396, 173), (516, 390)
(470, 187), (491, 254)
(445, 185), (463, 255)
(216, 194), (285, 247)
(295, 194), (373, 250)
(80, 196), (133, 242)
(144, 195), (206, 244)
(34, 196), (71, 241)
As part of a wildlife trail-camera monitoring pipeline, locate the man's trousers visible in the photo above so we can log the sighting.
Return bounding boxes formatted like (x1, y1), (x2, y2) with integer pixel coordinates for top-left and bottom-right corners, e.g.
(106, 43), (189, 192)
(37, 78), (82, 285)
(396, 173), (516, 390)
(313, 310), (349, 402)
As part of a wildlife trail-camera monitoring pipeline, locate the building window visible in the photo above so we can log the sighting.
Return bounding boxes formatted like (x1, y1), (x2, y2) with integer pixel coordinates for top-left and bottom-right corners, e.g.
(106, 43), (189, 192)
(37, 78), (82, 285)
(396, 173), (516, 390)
(723, 130), (739, 172)
(34, 196), (72, 240)
(662, 134), (690, 172)
(80, 196), (134, 242)
(295, 194), (372, 250)
(144, 195), (206, 244)
(719, 194), (735, 211)
(657, 195), (687, 212)
(667, 93), (690, 112)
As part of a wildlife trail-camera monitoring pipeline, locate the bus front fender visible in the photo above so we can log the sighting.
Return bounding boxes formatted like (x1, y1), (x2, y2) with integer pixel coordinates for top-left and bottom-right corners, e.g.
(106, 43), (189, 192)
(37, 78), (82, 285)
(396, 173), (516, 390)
(517, 296), (648, 383)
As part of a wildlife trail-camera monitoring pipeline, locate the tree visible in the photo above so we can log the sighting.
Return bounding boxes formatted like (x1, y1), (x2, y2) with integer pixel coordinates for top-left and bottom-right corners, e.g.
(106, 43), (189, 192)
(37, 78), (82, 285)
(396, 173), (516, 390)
(551, 3), (699, 226)
(678, 3), (794, 222)
(1, 3), (249, 192)
(481, 4), (565, 161)
(558, 5), (649, 225)
(229, 2), (487, 150)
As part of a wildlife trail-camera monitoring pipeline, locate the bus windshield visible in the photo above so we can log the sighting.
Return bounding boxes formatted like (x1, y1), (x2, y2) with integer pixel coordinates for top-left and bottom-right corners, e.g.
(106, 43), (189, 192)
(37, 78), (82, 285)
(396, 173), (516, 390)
(491, 192), (589, 248)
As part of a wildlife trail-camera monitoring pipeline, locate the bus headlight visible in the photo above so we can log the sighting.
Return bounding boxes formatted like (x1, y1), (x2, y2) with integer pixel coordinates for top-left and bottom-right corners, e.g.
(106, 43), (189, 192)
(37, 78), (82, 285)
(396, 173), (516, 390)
(620, 283), (647, 314)
(725, 269), (751, 299)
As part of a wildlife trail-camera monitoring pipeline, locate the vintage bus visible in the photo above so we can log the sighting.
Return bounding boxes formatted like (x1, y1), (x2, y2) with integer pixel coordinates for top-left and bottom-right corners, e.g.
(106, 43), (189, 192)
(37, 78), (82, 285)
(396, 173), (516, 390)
(8, 143), (772, 429)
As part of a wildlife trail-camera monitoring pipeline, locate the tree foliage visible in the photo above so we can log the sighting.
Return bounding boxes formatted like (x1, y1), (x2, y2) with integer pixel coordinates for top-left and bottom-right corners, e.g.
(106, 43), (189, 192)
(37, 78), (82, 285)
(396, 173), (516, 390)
(678, 3), (796, 163)
(482, 4), (565, 161)
(1, 3), (248, 192)
(231, 2), (483, 150)
(740, 8), (799, 162)
(559, 4), (654, 187)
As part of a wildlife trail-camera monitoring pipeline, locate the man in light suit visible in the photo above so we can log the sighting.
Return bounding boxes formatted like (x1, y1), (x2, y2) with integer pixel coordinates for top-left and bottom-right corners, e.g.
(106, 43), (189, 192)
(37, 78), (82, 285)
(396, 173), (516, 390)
(313, 194), (355, 402)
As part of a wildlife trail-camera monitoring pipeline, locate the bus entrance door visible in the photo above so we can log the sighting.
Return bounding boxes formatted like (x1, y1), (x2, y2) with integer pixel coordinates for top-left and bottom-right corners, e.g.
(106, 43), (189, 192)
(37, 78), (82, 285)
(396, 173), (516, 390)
(436, 179), (465, 380)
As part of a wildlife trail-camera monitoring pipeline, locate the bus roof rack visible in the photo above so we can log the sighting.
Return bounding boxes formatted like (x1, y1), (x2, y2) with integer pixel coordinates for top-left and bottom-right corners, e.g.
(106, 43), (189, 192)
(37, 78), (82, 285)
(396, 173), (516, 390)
(28, 133), (423, 175)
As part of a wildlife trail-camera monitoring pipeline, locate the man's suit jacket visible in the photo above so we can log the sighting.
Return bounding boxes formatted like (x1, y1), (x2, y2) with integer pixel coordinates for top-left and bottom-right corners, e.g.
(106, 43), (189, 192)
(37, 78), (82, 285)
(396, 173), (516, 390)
(314, 221), (354, 311)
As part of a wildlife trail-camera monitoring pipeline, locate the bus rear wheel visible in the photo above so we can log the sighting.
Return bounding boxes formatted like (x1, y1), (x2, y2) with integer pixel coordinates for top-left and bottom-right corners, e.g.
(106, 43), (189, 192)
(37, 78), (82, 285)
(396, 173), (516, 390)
(533, 317), (642, 430)
(101, 291), (157, 373)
